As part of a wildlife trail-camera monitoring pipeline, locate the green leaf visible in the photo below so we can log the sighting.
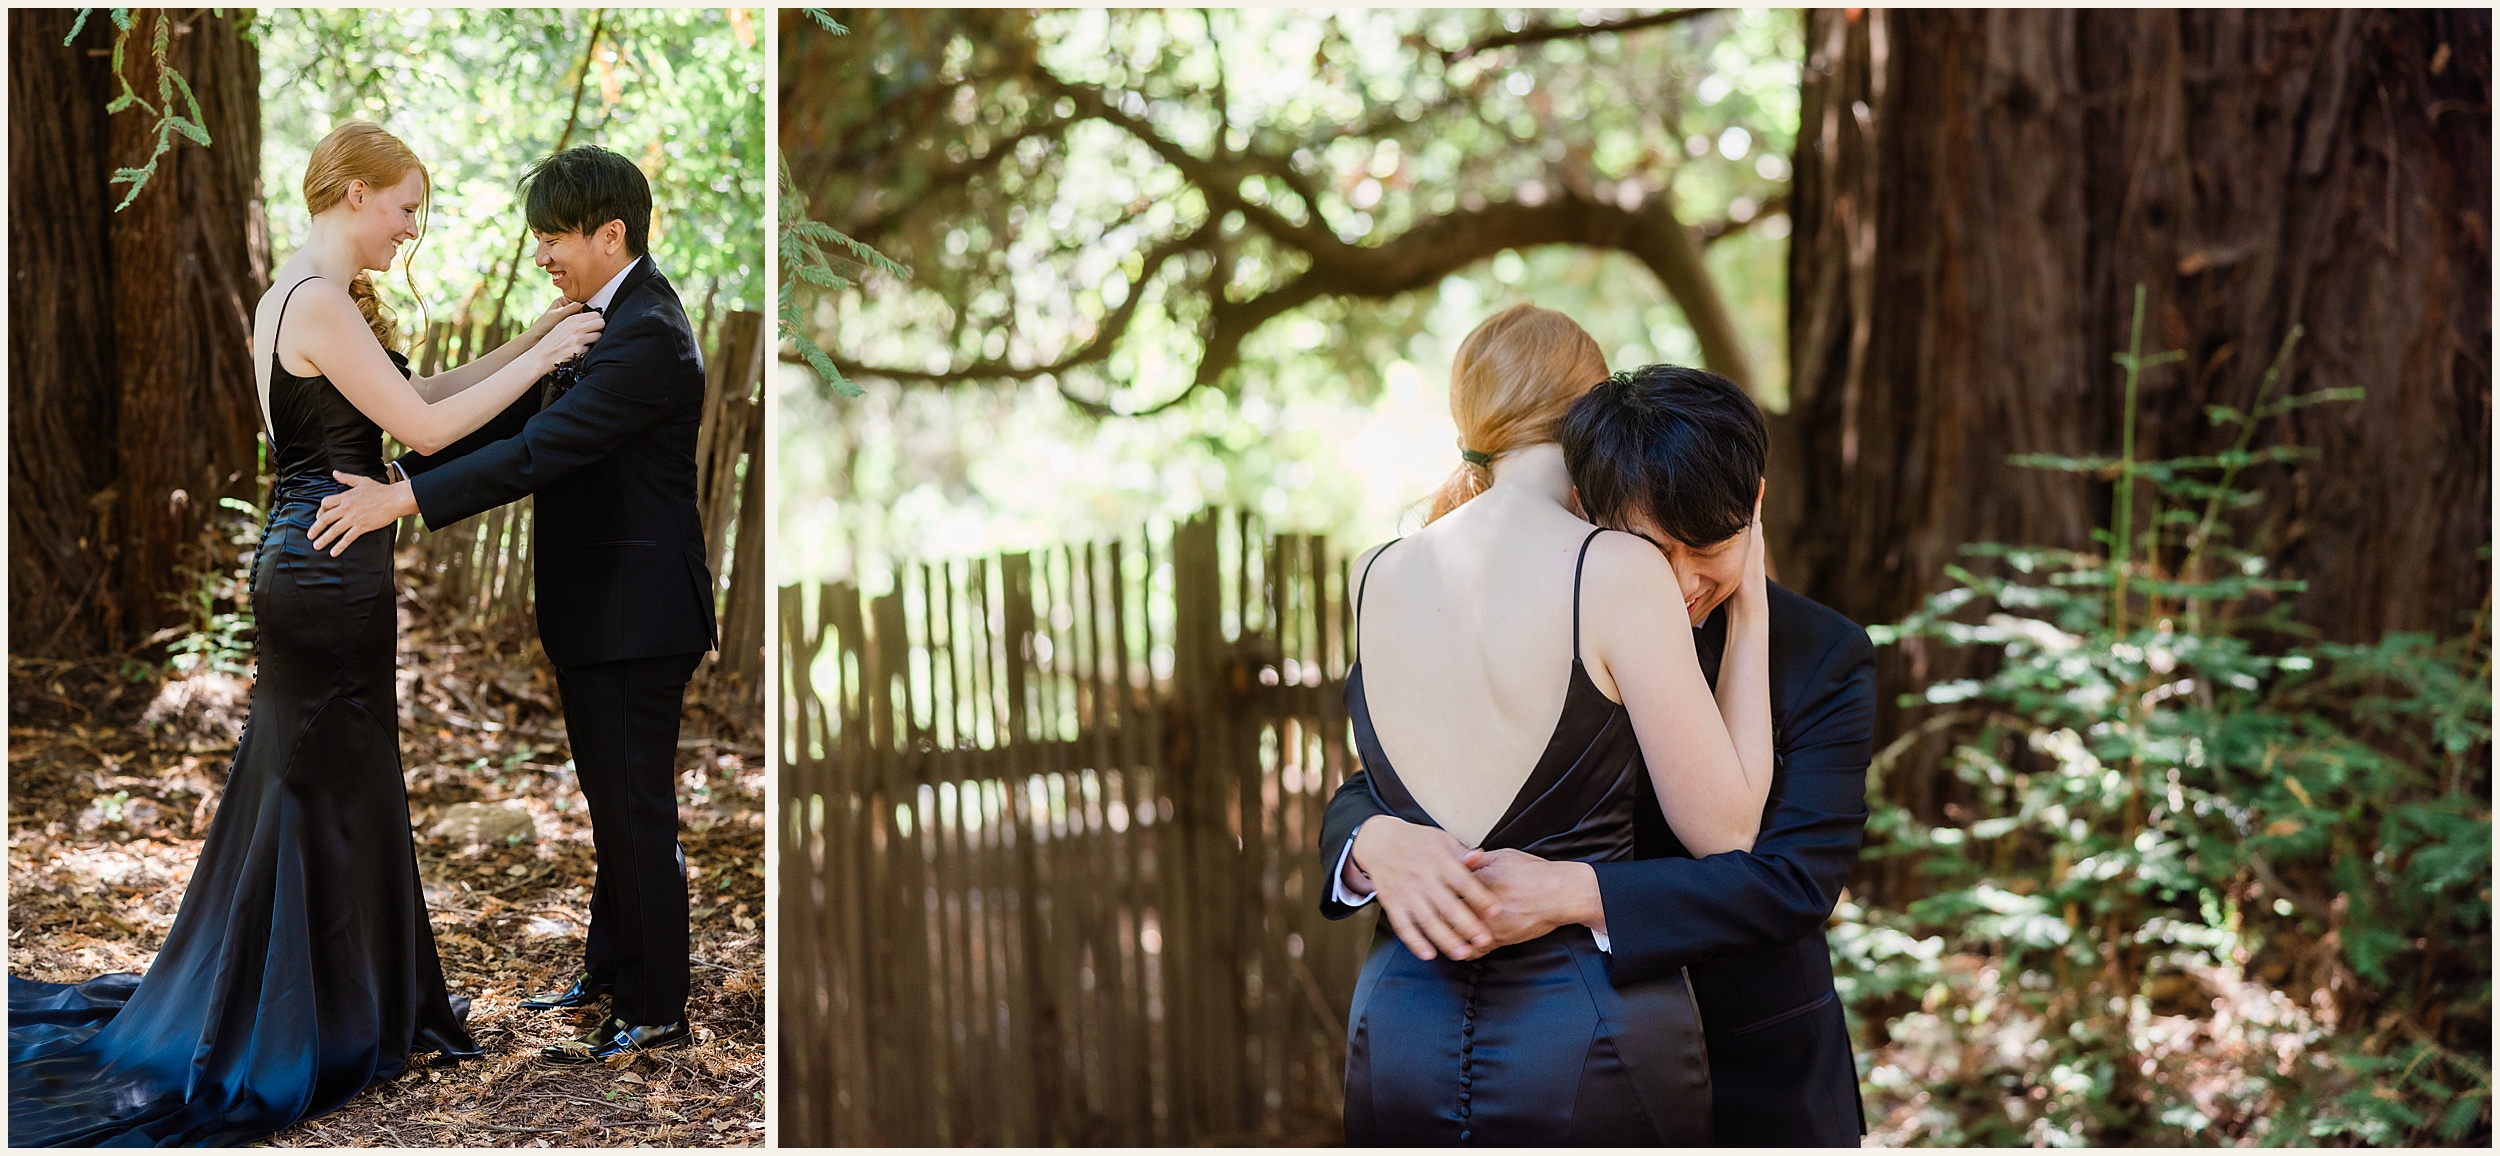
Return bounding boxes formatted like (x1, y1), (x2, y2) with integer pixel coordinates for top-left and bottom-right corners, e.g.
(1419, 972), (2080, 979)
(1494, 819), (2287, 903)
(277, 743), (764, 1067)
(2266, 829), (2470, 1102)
(169, 66), (205, 125)
(2438, 1092), (2489, 1139)
(2008, 452), (2120, 475)
(794, 336), (858, 398)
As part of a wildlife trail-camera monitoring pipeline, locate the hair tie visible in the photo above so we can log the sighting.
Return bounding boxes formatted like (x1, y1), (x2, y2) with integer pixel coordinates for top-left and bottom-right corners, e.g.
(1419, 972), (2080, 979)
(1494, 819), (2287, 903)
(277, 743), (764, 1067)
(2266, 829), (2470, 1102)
(1459, 447), (1493, 468)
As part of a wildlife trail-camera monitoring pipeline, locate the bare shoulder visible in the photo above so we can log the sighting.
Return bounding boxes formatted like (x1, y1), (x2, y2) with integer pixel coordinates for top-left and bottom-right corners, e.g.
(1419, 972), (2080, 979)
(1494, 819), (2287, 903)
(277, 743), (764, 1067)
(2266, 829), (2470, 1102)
(1571, 529), (1689, 695)
(261, 276), (360, 335)
(1349, 540), (1399, 600)
(1576, 528), (1677, 603)
(262, 273), (351, 309)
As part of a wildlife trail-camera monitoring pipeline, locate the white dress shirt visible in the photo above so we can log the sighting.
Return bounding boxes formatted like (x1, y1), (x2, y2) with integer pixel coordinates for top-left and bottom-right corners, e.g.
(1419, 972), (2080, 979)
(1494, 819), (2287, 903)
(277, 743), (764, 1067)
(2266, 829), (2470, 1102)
(586, 254), (643, 312)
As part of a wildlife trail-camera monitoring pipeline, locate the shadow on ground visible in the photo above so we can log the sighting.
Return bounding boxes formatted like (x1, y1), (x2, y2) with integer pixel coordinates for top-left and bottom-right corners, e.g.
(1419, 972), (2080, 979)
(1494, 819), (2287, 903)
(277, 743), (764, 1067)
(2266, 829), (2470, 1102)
(7, 568), (766, 1147)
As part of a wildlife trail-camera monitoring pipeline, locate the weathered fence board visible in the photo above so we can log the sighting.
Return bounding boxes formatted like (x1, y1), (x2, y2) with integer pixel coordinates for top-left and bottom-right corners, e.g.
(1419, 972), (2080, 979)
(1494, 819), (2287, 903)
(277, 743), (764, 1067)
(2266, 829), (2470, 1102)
(778, 510), (1373, 1145)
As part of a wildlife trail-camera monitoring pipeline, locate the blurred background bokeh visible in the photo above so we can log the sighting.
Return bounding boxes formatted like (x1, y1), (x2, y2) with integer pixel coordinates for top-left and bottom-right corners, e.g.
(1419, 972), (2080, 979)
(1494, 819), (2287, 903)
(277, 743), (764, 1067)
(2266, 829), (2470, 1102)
(781, 8), (1799, 582)
(775, 8), (2490, 1147)
(260, 8), (765, 336)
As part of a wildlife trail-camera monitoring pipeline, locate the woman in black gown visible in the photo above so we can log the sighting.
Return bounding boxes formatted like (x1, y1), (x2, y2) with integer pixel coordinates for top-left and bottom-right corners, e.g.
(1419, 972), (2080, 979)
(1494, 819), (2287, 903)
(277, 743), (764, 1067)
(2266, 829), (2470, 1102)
(1333, 305), (1774, 1144)
(7, 122), (605, 1147)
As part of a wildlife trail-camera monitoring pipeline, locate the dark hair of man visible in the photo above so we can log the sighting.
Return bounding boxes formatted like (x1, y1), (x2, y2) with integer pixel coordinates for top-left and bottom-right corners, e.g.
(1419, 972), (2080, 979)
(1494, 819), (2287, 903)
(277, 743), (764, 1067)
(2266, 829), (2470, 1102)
(524, 145), (652, 256)
(1561, 363), (1767, 547)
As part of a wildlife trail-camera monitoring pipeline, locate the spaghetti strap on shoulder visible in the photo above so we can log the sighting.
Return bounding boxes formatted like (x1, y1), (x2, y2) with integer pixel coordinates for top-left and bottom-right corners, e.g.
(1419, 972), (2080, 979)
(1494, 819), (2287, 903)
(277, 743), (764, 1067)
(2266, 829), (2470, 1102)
(270, 276), (324, 364)
(1571, 527), (1609, 664)
(1351, 538), (1401, 662)
(1330, 530), (1709, 1145)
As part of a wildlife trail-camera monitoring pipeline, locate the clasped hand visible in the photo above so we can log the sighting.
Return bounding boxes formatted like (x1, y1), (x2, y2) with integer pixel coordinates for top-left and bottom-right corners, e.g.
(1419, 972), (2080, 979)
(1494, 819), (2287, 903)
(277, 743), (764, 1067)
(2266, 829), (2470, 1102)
(1347, 816), (1603, 962)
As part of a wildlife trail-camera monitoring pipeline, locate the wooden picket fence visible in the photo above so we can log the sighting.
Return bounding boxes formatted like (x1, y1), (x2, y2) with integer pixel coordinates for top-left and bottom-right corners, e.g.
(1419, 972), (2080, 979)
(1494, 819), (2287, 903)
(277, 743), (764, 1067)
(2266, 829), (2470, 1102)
(398, 301), (768, 684)
(777, 510), (1379, 1145)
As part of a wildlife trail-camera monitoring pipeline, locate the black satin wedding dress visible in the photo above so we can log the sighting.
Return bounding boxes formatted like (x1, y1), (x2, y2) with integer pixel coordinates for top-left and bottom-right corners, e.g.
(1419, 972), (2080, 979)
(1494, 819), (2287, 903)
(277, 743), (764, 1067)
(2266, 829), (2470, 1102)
(8, 280), (478, 1147)
(1340, 529), (1712, 1145)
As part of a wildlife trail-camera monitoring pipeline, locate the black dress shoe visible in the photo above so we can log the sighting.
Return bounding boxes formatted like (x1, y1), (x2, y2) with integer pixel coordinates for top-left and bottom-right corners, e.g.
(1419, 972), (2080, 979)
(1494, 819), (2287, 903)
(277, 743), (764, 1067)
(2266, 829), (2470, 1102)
(517, 973), (612, 1011)
(540, 1017), (692, 1063)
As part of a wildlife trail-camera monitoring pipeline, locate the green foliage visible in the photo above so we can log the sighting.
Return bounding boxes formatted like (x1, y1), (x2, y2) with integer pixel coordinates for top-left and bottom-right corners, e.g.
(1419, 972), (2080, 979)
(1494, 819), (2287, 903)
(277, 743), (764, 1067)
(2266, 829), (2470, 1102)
(70, 8), (219, 210)
(784, 8), (1802, 581)
(257, 8), (765, 328)
(156, 497), (263, 678)
(778, 14), (905, 398)
(1846, 290), (2492, 1145)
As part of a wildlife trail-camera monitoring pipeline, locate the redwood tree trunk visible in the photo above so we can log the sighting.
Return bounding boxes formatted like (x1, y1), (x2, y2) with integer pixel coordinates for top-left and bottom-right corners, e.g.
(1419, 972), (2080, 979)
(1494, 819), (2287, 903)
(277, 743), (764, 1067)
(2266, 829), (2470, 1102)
(9, 11), (120, 656)
(1777, 9), (2489, 815)
(9, 10), (266, 657)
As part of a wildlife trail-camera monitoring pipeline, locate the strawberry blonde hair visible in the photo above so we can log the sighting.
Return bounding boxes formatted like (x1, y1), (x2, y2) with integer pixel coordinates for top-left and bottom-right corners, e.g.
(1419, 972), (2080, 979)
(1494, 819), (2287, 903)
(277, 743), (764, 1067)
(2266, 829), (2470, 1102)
(301, 121), (429, 350)
(1427, 304), (1611, 521)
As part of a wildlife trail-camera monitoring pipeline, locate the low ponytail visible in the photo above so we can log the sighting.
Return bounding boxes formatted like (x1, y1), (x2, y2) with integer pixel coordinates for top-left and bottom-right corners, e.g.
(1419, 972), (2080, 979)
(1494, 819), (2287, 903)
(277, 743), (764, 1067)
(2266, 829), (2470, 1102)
(345, 272), (398, 351)
(1424, 304), (1611, 523)
(1428, 455), (1498, 522)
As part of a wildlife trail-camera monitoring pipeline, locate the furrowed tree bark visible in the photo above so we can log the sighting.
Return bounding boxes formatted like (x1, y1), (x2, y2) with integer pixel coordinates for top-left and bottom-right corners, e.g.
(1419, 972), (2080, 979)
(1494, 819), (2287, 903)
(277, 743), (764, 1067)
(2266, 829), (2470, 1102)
(9, 10), (122, 655)
(1780, 8), (2491, 828)
(9, 10), (267, 657)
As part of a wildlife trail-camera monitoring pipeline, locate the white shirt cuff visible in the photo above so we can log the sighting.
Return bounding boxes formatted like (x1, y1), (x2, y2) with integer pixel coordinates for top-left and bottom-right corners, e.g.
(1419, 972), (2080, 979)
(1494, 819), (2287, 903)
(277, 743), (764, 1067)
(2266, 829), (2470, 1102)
(1334, 834), (1609, 953)
(1331, 838), (1377, 908)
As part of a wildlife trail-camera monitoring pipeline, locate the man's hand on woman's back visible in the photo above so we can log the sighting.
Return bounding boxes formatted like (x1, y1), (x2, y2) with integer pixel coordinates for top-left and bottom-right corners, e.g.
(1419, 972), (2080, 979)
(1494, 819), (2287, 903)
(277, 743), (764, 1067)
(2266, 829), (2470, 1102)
(1348, 816), (1501, 961)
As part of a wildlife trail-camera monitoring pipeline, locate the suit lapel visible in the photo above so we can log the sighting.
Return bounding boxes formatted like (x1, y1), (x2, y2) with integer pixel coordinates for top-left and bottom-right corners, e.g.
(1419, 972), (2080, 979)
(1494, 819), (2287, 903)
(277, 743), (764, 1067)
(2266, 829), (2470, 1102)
(546, 259), (670, 407)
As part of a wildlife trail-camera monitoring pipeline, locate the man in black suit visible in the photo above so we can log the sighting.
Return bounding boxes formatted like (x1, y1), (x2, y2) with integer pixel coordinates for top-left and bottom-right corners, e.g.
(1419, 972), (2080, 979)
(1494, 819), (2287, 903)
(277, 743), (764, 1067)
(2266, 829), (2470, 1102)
(1317, 365), (1876, 1145)
(309, 146), (716, 1061)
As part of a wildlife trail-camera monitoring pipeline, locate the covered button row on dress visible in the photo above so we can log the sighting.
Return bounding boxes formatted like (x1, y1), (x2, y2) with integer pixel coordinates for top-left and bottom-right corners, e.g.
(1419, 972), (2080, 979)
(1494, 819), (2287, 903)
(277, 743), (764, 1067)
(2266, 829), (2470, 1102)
(1457, 960), (1482, 1144)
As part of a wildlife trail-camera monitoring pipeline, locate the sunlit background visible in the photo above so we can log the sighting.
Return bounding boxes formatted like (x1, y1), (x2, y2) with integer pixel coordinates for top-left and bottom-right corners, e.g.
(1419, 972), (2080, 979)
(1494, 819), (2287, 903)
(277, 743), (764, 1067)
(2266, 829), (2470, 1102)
(259, 8), (766, 333)
(781, 8), (1801, 586)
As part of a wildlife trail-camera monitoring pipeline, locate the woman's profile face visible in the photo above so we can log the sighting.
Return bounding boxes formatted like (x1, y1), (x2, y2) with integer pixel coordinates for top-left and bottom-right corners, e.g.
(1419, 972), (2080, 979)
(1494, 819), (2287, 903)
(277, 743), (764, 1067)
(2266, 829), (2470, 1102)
(346, 169), (424, 272)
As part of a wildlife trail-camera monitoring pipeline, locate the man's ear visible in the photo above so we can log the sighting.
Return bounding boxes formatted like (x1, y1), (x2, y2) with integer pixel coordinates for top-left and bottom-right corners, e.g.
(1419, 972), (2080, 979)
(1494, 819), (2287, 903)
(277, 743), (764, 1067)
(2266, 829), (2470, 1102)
(599, 218), (627, 255)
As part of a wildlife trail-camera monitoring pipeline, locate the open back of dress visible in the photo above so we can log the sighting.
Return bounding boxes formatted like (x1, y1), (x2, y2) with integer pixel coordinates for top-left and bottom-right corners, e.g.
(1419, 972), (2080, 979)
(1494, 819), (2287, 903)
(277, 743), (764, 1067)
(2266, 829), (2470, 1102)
(1338, 529), (1713, 1144)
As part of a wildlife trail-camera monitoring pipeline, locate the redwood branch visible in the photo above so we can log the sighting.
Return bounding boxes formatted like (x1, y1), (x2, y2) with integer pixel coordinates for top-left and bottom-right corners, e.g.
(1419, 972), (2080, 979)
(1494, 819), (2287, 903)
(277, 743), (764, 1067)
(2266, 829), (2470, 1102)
(837, 189), (1758, 397)
(1449, 9), (1718, 63)
(832, 218), (1216, 387)
(1052, 80), (1349, 259)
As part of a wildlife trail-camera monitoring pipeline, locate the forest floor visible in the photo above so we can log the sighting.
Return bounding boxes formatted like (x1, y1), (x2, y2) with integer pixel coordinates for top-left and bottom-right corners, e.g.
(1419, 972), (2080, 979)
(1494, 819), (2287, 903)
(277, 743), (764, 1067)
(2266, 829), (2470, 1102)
(7, 590), (766, 1147)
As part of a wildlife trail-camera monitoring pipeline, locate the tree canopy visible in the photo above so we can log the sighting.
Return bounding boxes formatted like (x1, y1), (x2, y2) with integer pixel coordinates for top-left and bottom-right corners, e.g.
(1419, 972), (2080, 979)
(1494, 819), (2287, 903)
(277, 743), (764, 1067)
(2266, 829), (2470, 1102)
(782, 7), (1802, 580)
(258, 8), (766, 330)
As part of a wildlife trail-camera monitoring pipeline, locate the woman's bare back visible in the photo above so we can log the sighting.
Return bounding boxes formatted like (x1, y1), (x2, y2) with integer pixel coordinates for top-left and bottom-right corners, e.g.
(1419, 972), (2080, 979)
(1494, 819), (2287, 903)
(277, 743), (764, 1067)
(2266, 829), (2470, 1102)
(1353, 481), (1627, 847)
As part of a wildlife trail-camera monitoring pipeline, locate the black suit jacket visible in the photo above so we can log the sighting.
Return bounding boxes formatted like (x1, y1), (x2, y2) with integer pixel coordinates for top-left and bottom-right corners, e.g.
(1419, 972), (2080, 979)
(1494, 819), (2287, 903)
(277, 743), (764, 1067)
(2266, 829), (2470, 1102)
(1318, 581), (1876, 1145)
(400, 257), (718, 670)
